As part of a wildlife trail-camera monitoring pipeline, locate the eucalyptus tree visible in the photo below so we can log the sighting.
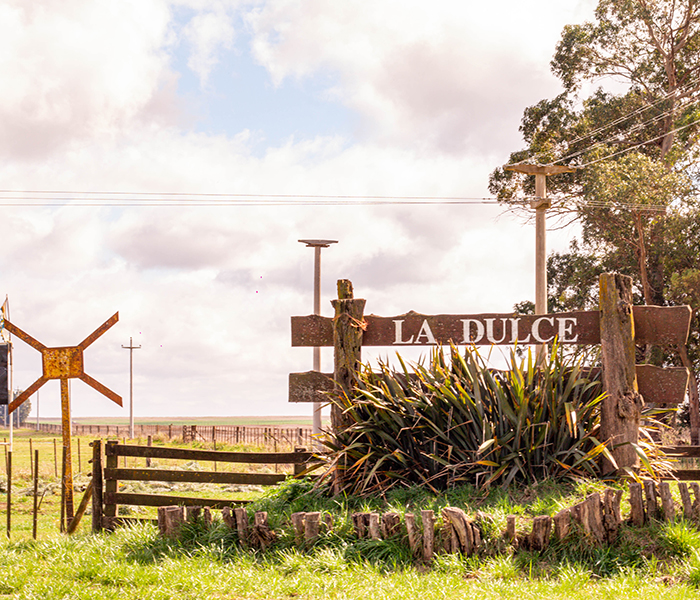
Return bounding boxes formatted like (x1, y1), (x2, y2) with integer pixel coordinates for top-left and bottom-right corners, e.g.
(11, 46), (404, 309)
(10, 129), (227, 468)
(491, 0), (700, 416)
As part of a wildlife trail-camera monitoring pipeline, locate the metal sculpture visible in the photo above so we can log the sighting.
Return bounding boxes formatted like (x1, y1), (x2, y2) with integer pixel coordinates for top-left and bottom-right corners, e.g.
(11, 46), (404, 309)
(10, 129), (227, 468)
(3, 313), (122, 524)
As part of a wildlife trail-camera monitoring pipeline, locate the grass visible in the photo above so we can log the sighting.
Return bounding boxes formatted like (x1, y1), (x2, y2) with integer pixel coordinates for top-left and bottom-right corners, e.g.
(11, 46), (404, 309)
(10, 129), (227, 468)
(5, 428), (700, 598)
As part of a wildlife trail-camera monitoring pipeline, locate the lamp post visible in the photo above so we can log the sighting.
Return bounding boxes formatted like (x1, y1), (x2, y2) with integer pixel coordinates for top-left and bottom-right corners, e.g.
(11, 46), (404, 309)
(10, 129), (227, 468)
(299, 239), (338, 440)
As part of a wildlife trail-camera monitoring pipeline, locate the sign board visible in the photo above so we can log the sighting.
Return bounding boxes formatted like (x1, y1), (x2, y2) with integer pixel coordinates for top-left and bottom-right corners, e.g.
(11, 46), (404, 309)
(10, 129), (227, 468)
(292, 306), (692, 348)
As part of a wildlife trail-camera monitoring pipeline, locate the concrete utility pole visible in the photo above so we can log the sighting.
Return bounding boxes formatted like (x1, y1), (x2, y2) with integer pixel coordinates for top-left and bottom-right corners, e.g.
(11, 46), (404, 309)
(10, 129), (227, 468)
(504, 164), (576, 361)
(503, 164), (576, 315)
(122, 337), (141, 439)
(299, 239), (338, 441)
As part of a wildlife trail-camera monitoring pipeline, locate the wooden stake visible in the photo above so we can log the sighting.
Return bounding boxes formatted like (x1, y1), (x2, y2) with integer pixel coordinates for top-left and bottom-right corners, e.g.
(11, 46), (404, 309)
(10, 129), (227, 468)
(5, 450), (11, 539)
(381, 512), (401, 538)
(528, 515), (552, 551)
(628, 481), (645, 526)
(644, 480), (660, 521)
(659, 481), (675, 521)
(53, 438), (57, 478)
(421, 510), (435, 563)
(690, 482), (700, 521)
(234, 507), (249, 544)
(67, 481), (93, 534)
(506, 515), (517, 544)
(304, 511), (320, 542)
(603, 488), (623, 542)
(291, 512), (306, 544)
(91, 440), (103, 533)
(32, 449), (39, 540)
(405, 513), (421, 556)
(599, 273), (643, 471)
(553, 509), (571, 541)
(678, 482), (693, 520)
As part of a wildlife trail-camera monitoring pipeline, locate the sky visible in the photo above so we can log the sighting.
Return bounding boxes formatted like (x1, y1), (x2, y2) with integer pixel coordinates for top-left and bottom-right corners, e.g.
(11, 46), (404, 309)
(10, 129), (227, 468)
(0, 0), (599, 419)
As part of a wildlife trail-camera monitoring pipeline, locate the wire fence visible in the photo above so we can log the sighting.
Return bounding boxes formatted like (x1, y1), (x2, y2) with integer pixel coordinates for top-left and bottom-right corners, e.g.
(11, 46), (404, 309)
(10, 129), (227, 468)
(31, 423), (314, 451)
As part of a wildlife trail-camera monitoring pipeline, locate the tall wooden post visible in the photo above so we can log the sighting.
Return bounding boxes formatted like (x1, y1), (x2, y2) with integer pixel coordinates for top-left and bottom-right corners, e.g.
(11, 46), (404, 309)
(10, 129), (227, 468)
(331, 279), (365, 433)
(599, 273), (644, 471)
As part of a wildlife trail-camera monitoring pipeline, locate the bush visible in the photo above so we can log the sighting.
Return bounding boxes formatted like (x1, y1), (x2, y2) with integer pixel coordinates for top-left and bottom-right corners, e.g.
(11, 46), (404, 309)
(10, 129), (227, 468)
(322, 344), (614, 495)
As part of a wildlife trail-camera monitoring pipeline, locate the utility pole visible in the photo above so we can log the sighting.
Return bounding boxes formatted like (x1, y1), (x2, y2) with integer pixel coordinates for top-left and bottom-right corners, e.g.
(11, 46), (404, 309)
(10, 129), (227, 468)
(122, 337), (141, 439)
(504, 164), (576, 358)
(299, 239), (338, 442)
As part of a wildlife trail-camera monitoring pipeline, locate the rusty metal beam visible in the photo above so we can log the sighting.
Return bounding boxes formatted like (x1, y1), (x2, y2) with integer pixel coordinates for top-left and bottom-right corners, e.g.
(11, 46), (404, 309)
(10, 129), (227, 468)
(2, 320), (47, 352)
(78, 372), (122, 406)
(8, 376), (48, 413)
(78, 312), (119, 350)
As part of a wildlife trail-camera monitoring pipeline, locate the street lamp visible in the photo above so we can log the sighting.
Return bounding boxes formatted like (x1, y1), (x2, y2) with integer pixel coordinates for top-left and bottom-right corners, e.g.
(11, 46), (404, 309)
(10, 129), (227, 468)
(299, 239), (338, 440)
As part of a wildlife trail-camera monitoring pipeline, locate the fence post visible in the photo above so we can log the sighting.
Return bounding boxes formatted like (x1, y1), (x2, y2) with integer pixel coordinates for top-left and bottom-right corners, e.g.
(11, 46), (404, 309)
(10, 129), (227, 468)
(331, 279), (366, 433)
(599, 273), (644, 471)
(91, 440), (103, 533)
(103, 440), (118, 530)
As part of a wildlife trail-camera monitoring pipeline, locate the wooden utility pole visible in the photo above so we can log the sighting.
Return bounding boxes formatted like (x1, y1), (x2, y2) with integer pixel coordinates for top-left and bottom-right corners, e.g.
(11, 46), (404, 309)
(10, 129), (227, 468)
(503, 164), (576, 316)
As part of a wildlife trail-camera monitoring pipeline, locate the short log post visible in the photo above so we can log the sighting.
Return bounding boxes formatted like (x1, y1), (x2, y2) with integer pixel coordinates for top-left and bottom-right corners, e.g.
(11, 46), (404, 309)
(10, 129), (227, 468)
(505, 515), (517, 544)
(599, 273), (644, 472)
(690, 482), (700, 521)
(659, 482), (675, 521)
(528, 516), (552, 552)
(553, 509), (571, 541)
(628, 482), (645, 526)
(222, 506), (237, 529)
(421, 510), (435, 563)
(304, 512), (321, 542)
(405, 513), (421, 556)
(253, 511), (276, 549)
(352, 512), (369, 538)
(331, 279), (366, 434)
(644, 480), (660, 521)
(368, 513), (382, 540)
(586, 493), (606, 544)
(158, 506), (184, 538)
(234, 507), (249, 544)
(291, 512), (306, 545)
(186, 506), (202, 523)
(381, 512), (401, 538)
(442, 507), (474, 555)
(679, 483), (693, 520)
(603, 488), (623, 542)
(571, 500), (591, 536)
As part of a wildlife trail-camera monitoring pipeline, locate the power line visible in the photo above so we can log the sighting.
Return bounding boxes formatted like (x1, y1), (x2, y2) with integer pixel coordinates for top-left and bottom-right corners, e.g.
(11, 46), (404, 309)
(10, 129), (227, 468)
(510, 76), (700, 166)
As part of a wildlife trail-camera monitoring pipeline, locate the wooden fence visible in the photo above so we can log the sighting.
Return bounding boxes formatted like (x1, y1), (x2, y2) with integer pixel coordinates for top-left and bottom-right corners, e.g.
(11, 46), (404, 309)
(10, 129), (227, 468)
(34, 423), (313, 451)
(90, 440), (316, 531)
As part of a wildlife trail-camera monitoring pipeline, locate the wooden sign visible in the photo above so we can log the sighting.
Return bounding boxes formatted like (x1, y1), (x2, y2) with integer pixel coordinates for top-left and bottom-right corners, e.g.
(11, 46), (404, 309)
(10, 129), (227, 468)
(291, 306), (692, 348)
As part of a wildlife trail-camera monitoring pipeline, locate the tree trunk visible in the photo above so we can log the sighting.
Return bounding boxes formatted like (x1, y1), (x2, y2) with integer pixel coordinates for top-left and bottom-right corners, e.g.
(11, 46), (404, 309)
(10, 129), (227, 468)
(599, 273), (644, 471)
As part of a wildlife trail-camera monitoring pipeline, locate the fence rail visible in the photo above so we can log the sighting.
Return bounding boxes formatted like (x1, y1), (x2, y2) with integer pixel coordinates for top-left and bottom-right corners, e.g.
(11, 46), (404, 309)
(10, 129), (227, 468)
(33, 423), (314, 451)
(92, 440), (317, 531)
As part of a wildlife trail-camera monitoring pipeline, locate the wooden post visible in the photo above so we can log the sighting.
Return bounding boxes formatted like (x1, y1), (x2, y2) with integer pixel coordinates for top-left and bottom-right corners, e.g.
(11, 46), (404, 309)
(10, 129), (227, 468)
(599, 273), (644, 471)
(405, 513), (421, 556)
(644, 479), (660, 520)
(304, 512), (321, 542)
(32, 449), (39, 540)
(5, 450), (11, 539)
(421, 510), (435, 563)
(146, 435), (152, 468)
(679, 483), (693, 520)
(91, 440), (103, 533)
(331, 279), (366, 433)
(659, 482), (675, 521)
(628, 481), (645, 526)
(103, 440), (118, 529)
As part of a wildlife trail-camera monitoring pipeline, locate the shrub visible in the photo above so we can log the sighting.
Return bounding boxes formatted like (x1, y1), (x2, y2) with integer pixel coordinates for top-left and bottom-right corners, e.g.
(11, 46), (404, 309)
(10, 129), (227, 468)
(322, 344), (614, 494)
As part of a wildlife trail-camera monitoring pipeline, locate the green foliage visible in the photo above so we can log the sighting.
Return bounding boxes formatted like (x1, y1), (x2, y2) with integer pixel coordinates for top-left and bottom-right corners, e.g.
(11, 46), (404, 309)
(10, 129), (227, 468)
(322, 345), (612, 495)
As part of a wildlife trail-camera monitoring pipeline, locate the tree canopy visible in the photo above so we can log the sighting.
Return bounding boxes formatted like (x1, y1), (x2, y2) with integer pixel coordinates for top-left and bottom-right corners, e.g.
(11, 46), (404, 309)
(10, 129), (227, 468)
(491, 0), (700, 427)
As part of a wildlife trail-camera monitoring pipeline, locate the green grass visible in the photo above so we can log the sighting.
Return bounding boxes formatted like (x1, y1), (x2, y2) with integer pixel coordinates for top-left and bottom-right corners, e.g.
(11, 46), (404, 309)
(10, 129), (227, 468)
(2, 523), (700, 599)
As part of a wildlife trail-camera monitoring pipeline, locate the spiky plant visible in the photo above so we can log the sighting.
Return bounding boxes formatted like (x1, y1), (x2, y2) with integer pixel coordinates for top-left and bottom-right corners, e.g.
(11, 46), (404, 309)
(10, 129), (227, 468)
(321, 344), (616, 495)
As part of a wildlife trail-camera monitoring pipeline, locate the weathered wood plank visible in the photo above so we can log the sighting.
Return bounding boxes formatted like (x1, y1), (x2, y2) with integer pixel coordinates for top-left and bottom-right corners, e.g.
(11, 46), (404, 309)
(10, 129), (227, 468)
(288, 371), (334, 403)
(636, 365), (689, 405)
(104, 468), (286, 486)
(106, 444), (314, 464)
(291, 306), (691, 347)
(661, 446), (700, 458)
(106, 492), (250, 508)
(662, 470), (700, 481)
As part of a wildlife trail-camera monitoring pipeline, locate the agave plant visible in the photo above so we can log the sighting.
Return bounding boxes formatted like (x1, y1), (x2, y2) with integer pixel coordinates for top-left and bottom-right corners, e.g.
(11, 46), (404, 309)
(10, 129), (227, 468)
(321, 343), (617, 495)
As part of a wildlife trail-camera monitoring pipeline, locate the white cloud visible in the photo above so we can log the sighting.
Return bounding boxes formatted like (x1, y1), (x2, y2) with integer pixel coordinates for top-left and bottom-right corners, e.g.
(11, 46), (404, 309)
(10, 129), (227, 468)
(182, 10), (235, 86)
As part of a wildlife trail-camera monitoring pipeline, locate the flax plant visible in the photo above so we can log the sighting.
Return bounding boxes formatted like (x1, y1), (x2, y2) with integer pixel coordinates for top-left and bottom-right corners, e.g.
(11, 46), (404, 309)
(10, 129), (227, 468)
(323, 343), (615, 495)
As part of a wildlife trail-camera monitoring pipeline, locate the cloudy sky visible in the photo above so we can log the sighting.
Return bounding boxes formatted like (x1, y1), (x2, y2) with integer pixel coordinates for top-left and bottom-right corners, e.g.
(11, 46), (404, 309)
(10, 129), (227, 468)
(0, 0), (598, 419)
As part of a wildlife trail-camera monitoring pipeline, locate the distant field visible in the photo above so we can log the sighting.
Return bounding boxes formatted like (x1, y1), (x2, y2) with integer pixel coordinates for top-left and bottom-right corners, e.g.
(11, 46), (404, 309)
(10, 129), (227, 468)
(34, 415), (322, 427)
